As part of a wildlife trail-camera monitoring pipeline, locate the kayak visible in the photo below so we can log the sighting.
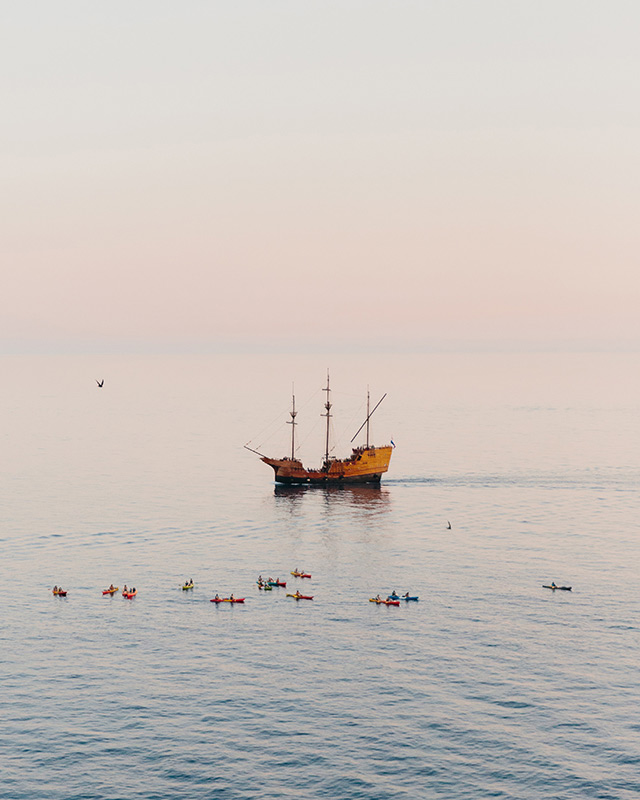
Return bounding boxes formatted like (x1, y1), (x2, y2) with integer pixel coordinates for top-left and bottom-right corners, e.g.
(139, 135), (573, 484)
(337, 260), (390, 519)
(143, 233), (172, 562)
(123, 590), (137, 598)
(369, 598), (400, 606)
(53, 590), (67, 596)
(543, 585), (572, 591)
(210, 597), (245, 604)
(102, 587), (119, 595)
(286, 593), (313, 600)
(387, 595), (419, 602)
(267, 580), (286, 587)
(258, 584), (273, 591)
(290, 572), (311, 578)
(182, 583), (194, 590)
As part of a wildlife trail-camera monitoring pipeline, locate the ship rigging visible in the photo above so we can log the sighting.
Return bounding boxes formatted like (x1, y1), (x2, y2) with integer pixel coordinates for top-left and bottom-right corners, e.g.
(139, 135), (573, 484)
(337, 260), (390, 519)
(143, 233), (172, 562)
(245, 373), (393, 485)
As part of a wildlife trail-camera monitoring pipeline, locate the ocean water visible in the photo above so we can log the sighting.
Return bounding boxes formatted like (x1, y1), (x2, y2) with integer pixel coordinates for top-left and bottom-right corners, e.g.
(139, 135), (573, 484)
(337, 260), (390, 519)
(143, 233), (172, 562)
(1, 352), (639, 799)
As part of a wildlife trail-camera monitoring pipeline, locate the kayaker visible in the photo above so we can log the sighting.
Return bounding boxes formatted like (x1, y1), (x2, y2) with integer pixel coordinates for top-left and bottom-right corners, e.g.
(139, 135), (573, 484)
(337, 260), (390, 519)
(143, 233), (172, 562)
(109, 584), (115, 591)
(214, 593), (220, 600)
(53, 585), (58, 593)
(402, 592), (409, 598)
(123, 584), (128, 594)
(375, 594), (381, 602)
(230, 593), (235, 601)
(551, 582), (557, 589)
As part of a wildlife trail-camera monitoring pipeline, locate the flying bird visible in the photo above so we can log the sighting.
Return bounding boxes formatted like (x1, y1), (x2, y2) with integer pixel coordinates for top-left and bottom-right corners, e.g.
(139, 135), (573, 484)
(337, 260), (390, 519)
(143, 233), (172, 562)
(96, 379), (104, 388)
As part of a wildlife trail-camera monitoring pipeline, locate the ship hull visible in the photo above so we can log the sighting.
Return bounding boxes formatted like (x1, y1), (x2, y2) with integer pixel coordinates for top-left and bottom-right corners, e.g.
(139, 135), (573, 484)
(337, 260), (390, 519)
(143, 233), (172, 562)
(261, 445), (392, 486)
(271, 472), (384, 486)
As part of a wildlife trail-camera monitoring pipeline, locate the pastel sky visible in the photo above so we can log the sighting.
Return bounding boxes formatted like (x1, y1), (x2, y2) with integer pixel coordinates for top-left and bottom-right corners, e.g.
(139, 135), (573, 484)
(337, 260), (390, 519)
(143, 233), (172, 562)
(2, 1), (639, 352)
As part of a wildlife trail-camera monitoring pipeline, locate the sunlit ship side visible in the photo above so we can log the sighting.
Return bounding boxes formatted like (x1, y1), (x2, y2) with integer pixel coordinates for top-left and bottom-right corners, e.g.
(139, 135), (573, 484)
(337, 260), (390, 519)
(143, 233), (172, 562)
(247, 373), (393, 485)
(260, 445), (393, 485)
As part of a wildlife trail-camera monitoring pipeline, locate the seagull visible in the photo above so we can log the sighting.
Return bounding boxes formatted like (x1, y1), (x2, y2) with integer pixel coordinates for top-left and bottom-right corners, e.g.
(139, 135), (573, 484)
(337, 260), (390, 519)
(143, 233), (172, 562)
(96, 379), (104, 388)
(446, 520), (452, 530)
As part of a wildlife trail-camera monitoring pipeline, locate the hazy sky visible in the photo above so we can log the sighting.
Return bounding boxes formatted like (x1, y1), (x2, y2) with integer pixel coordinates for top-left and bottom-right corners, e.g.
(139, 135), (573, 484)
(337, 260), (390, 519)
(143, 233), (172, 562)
(2, 1), (639, 352)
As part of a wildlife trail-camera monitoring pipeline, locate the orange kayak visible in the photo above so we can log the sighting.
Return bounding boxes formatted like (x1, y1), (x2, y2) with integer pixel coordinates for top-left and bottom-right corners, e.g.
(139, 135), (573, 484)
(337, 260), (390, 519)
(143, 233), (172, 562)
(210, 597), (245, 604)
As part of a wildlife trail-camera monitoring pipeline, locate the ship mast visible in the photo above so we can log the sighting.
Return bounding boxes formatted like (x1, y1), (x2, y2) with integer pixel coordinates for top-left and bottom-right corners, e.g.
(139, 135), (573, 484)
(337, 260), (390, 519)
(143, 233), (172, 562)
(366, 388), (370, 449)
(286, 385), (297, 460)
(350, 392), (387, 444)
(322, 370), (332, 467)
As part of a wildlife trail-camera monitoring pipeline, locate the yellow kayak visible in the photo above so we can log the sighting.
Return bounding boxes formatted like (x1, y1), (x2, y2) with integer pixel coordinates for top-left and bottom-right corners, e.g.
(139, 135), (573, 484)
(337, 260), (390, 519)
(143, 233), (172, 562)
(182, 583), (194, 590)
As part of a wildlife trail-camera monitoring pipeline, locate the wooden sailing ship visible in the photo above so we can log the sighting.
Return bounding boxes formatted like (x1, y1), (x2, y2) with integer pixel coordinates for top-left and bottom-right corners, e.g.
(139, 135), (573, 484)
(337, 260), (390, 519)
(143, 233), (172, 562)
(246, 373), (393, 485)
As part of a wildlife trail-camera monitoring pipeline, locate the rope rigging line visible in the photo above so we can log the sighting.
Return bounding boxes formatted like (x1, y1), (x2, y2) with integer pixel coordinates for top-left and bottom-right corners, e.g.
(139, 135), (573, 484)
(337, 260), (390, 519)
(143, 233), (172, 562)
(295, 416), (323, 455)
(246, 387), (322, 453)
(332, 398), (366, 454)
(246, 383), (375, 460)
(244, 406), (289, 450)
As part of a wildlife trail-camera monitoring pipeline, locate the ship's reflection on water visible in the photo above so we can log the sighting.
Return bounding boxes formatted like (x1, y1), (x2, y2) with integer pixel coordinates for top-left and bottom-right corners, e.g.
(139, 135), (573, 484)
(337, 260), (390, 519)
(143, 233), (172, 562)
(273, 483), (392, 517)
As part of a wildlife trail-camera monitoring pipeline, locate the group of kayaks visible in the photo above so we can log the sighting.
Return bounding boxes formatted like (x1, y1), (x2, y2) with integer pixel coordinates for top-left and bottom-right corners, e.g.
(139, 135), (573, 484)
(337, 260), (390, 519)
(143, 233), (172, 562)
(52, 584), (138, 598)
(55, 579), (570, 604)
(107, 585), (137, 598)
(255, 571), (314, 600)
(287, 571), (312, 600)
(52, 575), (408, 607)
(256, 578), (287, 590)
(369, 592), (420, 606)
(183, 579), (244, 603)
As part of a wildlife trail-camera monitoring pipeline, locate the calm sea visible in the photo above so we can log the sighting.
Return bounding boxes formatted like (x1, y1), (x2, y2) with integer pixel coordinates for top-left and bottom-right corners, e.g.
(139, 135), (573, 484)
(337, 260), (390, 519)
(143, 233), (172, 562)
(1, 353), (639, 799)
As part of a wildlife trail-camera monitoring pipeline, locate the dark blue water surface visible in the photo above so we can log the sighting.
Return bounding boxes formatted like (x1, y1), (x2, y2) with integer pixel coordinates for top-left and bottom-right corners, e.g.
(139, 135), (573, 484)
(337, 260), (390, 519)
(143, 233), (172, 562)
(2, 353), (639, 799)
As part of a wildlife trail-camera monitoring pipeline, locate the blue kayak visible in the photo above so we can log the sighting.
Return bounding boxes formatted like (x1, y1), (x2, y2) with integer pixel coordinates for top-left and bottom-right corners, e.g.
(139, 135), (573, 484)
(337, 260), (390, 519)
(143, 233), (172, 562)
(387, 595), (419, 602)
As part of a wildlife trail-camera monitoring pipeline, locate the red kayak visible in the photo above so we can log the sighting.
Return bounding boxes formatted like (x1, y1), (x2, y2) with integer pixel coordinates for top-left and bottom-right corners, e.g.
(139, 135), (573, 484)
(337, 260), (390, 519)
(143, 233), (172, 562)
(290, 572), (311, 579)
(52, 590), (67, 597)
(210, 597), (245, 604)
(123, 590), (137, 598)
(286, 593), (313, 600)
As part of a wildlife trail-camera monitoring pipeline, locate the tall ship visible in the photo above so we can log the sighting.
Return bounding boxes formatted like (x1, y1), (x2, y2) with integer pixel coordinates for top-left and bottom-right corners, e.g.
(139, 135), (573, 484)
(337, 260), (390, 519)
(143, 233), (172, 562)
(246, 373), (393, 485)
